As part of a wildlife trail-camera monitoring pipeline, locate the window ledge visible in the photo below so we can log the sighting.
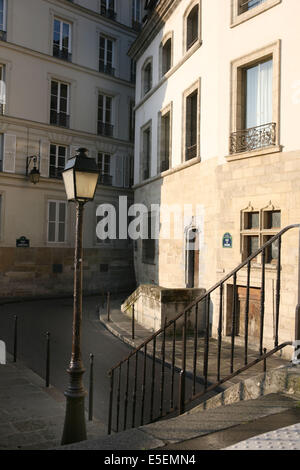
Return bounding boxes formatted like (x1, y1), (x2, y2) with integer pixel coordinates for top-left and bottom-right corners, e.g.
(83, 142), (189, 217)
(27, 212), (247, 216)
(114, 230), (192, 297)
(231, 0), (281, 28)
(226, 145), (282, 162)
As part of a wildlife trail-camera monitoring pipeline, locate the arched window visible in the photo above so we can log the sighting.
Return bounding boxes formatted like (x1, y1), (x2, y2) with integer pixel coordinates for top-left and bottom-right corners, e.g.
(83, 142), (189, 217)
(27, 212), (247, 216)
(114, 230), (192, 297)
(186, 4), (199, 50)
(142, 59), (152, 96)
(162, 38), (172, 76)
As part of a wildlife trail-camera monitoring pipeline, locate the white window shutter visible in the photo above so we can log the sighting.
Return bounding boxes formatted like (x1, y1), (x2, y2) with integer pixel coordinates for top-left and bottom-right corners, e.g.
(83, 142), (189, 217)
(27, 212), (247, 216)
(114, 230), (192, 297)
(3, 134), (16, 173)
(39, 140), (50, 178)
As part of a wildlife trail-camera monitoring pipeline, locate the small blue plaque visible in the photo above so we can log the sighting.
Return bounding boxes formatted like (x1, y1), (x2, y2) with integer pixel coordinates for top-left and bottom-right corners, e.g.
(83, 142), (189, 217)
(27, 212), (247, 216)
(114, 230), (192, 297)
(222, 233), (232, 248)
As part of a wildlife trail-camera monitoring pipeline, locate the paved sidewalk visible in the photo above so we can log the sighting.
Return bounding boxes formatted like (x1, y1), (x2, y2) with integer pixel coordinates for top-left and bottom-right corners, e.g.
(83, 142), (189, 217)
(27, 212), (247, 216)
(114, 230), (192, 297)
(0, 356), (106, 450)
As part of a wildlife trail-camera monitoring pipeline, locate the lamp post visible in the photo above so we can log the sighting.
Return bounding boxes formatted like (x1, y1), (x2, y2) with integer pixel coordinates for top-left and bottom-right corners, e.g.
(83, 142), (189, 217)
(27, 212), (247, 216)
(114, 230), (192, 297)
(61, 148), (99, 446)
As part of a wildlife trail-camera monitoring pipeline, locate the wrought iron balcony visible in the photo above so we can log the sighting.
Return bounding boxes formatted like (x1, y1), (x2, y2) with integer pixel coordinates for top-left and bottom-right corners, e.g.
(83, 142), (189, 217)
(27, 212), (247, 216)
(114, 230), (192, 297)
(0, 103), (5, 115)
(53, 47), (72, 62)
(99, 62), (115, 76)
(97, 121), (114, 138)
(49, 167), (63, 180)
(186, 143), (197, 161)
(100, 7), (117, 20)
(230, 122), (276, 155)
(50, 111), (70, 128)
(132, 20), (142, 31)
(98, 174), (112, 186)
(0, 30), (7, 41)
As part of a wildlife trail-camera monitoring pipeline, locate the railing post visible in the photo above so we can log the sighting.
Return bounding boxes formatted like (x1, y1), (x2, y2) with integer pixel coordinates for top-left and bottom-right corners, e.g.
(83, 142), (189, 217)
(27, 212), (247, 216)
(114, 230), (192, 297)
(132, 303), (135, 340)
(89, 353), (94, 421)
(108, 369), (114, 435)
(179, 369), (185, 415)
(45, 332), (50, 388)
(13, 315), (18, 363)
(107, 291), (110, 322)
(263, 348), (267, 373)
(295, 228), (300, 343)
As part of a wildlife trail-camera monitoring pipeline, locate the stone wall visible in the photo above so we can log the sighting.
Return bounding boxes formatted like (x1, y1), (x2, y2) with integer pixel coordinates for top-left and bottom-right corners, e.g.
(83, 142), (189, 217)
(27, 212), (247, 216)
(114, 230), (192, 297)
(121, 284), (206, 332)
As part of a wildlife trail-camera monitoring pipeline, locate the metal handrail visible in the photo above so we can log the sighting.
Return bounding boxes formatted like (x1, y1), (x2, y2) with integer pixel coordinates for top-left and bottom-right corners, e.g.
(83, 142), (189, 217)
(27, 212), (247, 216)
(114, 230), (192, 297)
(107, 224), (300, 434)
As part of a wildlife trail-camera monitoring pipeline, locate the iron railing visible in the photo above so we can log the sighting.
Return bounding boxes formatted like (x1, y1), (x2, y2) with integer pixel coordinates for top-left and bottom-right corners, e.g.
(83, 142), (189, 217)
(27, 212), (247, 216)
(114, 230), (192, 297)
(186, 144), (197, 161)
(230, 122), (276, 154)
(53, 47), (72, 62)
(99, 62), (115, 76)
(50, 111), (70, 128)
(107, 224), (300, 434)
(97, 121), (114, 137)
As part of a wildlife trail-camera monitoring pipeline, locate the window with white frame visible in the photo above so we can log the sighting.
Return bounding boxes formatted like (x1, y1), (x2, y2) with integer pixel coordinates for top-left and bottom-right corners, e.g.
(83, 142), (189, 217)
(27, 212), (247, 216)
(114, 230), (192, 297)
(97, 93), (113, 137)
(231, 0), (281, 26)
(50, 80), (70, 128)
(0, 64), (5, 114)
(185, 89), (198, 161)
(239, 0), (266, 14)
(99, 35), (114, 76)
(49, 144), (67, 179)
(47, 201), (67, 243)
(160, 109), (171, 172)
(97, 152), (112, 186)
(161, 38), (172, 76)
(53, 18), (72, 61)
(0, 0), (7, 40)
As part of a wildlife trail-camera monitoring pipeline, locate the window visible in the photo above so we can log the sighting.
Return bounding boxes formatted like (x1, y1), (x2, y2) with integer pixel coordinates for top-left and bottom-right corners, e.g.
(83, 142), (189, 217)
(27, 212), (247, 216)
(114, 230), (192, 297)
(185, 89), (198, 161)
(132, 0), (142, 30)
(231, 0), (281, 27)
(241, 206), (281, 263)
(130, 59), (137, 83)
(0, 65), (5, 115)
(50, 80), (70, 128)
(97, 94), (113, 137)
(129, 100), (135, 142)
(97, 152), (112, 186)
(231, 58), (275, 153)
(100, 0), (116, 20)
(159, 108), (171, 172)
(53, 19), (72, 61)
(142, 59), (152, 96)
(0, 0), (7, 40)
(186, 4), (199, 50)
(239, 0), (266, 13)
(141, 125), (151, 181)
(229, 42), (280, 157)
(161, 38), (172, 76)
(47, 201), (67, 243)
(49, 144), (67, 179)
(99, 35), (114, 76)
(142, 212), (156, 264)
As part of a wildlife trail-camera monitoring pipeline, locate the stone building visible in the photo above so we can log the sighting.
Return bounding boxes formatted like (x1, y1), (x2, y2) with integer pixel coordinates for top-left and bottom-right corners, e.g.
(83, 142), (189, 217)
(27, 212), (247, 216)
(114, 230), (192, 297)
(0, 0), (145, 297)
(128, 0), (300, 356)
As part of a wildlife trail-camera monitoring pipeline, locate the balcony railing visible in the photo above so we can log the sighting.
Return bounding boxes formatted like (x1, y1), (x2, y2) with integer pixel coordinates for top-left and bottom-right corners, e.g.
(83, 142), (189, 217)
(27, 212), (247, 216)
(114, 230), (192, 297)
(53, 47), (72, 62)
(230, 122), (276, 155)
(97, 121), (113, 138)
(132, 19), (142, 31)
(186, 143), (197, 161)
(0, 103), (5, 115)
(49, 167), (63, 180)
(98, 174), (113, 186)
(50, 111), (70, 128)
(100, 7), (117, 20)
(0, 30), (6, 41)
(99, 62), (115, 77)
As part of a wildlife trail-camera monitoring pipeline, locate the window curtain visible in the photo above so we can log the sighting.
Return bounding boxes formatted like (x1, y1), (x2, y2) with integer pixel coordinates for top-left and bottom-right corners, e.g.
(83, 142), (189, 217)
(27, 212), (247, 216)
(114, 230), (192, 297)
(246, 59), (273, 129)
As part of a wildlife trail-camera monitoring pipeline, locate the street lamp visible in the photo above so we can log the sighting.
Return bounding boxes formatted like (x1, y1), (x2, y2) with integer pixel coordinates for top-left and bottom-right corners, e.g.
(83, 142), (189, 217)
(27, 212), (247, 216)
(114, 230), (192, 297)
(61, 148), (99, 446)
(26, 156), (40, 184)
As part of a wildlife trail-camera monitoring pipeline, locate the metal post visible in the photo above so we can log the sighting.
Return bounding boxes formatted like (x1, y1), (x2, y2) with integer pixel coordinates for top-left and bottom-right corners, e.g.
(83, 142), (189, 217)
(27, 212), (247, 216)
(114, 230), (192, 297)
(89, 353), (94, 421)
(61, 200), (87, 446)
(107, 292), (111, 322)
(132, 303), (135, 340)
(295, 228), (300, 343)
(45, 332), (50, 388)
(13, 315), (17, 363)
(263, 348), (267, 373)
(179, 370), (185, 415)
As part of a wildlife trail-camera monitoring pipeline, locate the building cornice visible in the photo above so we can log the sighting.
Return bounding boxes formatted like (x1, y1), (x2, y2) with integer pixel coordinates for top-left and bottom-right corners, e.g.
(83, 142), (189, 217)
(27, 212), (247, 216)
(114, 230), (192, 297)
(43, 0), (137, 36)
(128, 0), (181, 61)
(0, 40), (135, 89)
